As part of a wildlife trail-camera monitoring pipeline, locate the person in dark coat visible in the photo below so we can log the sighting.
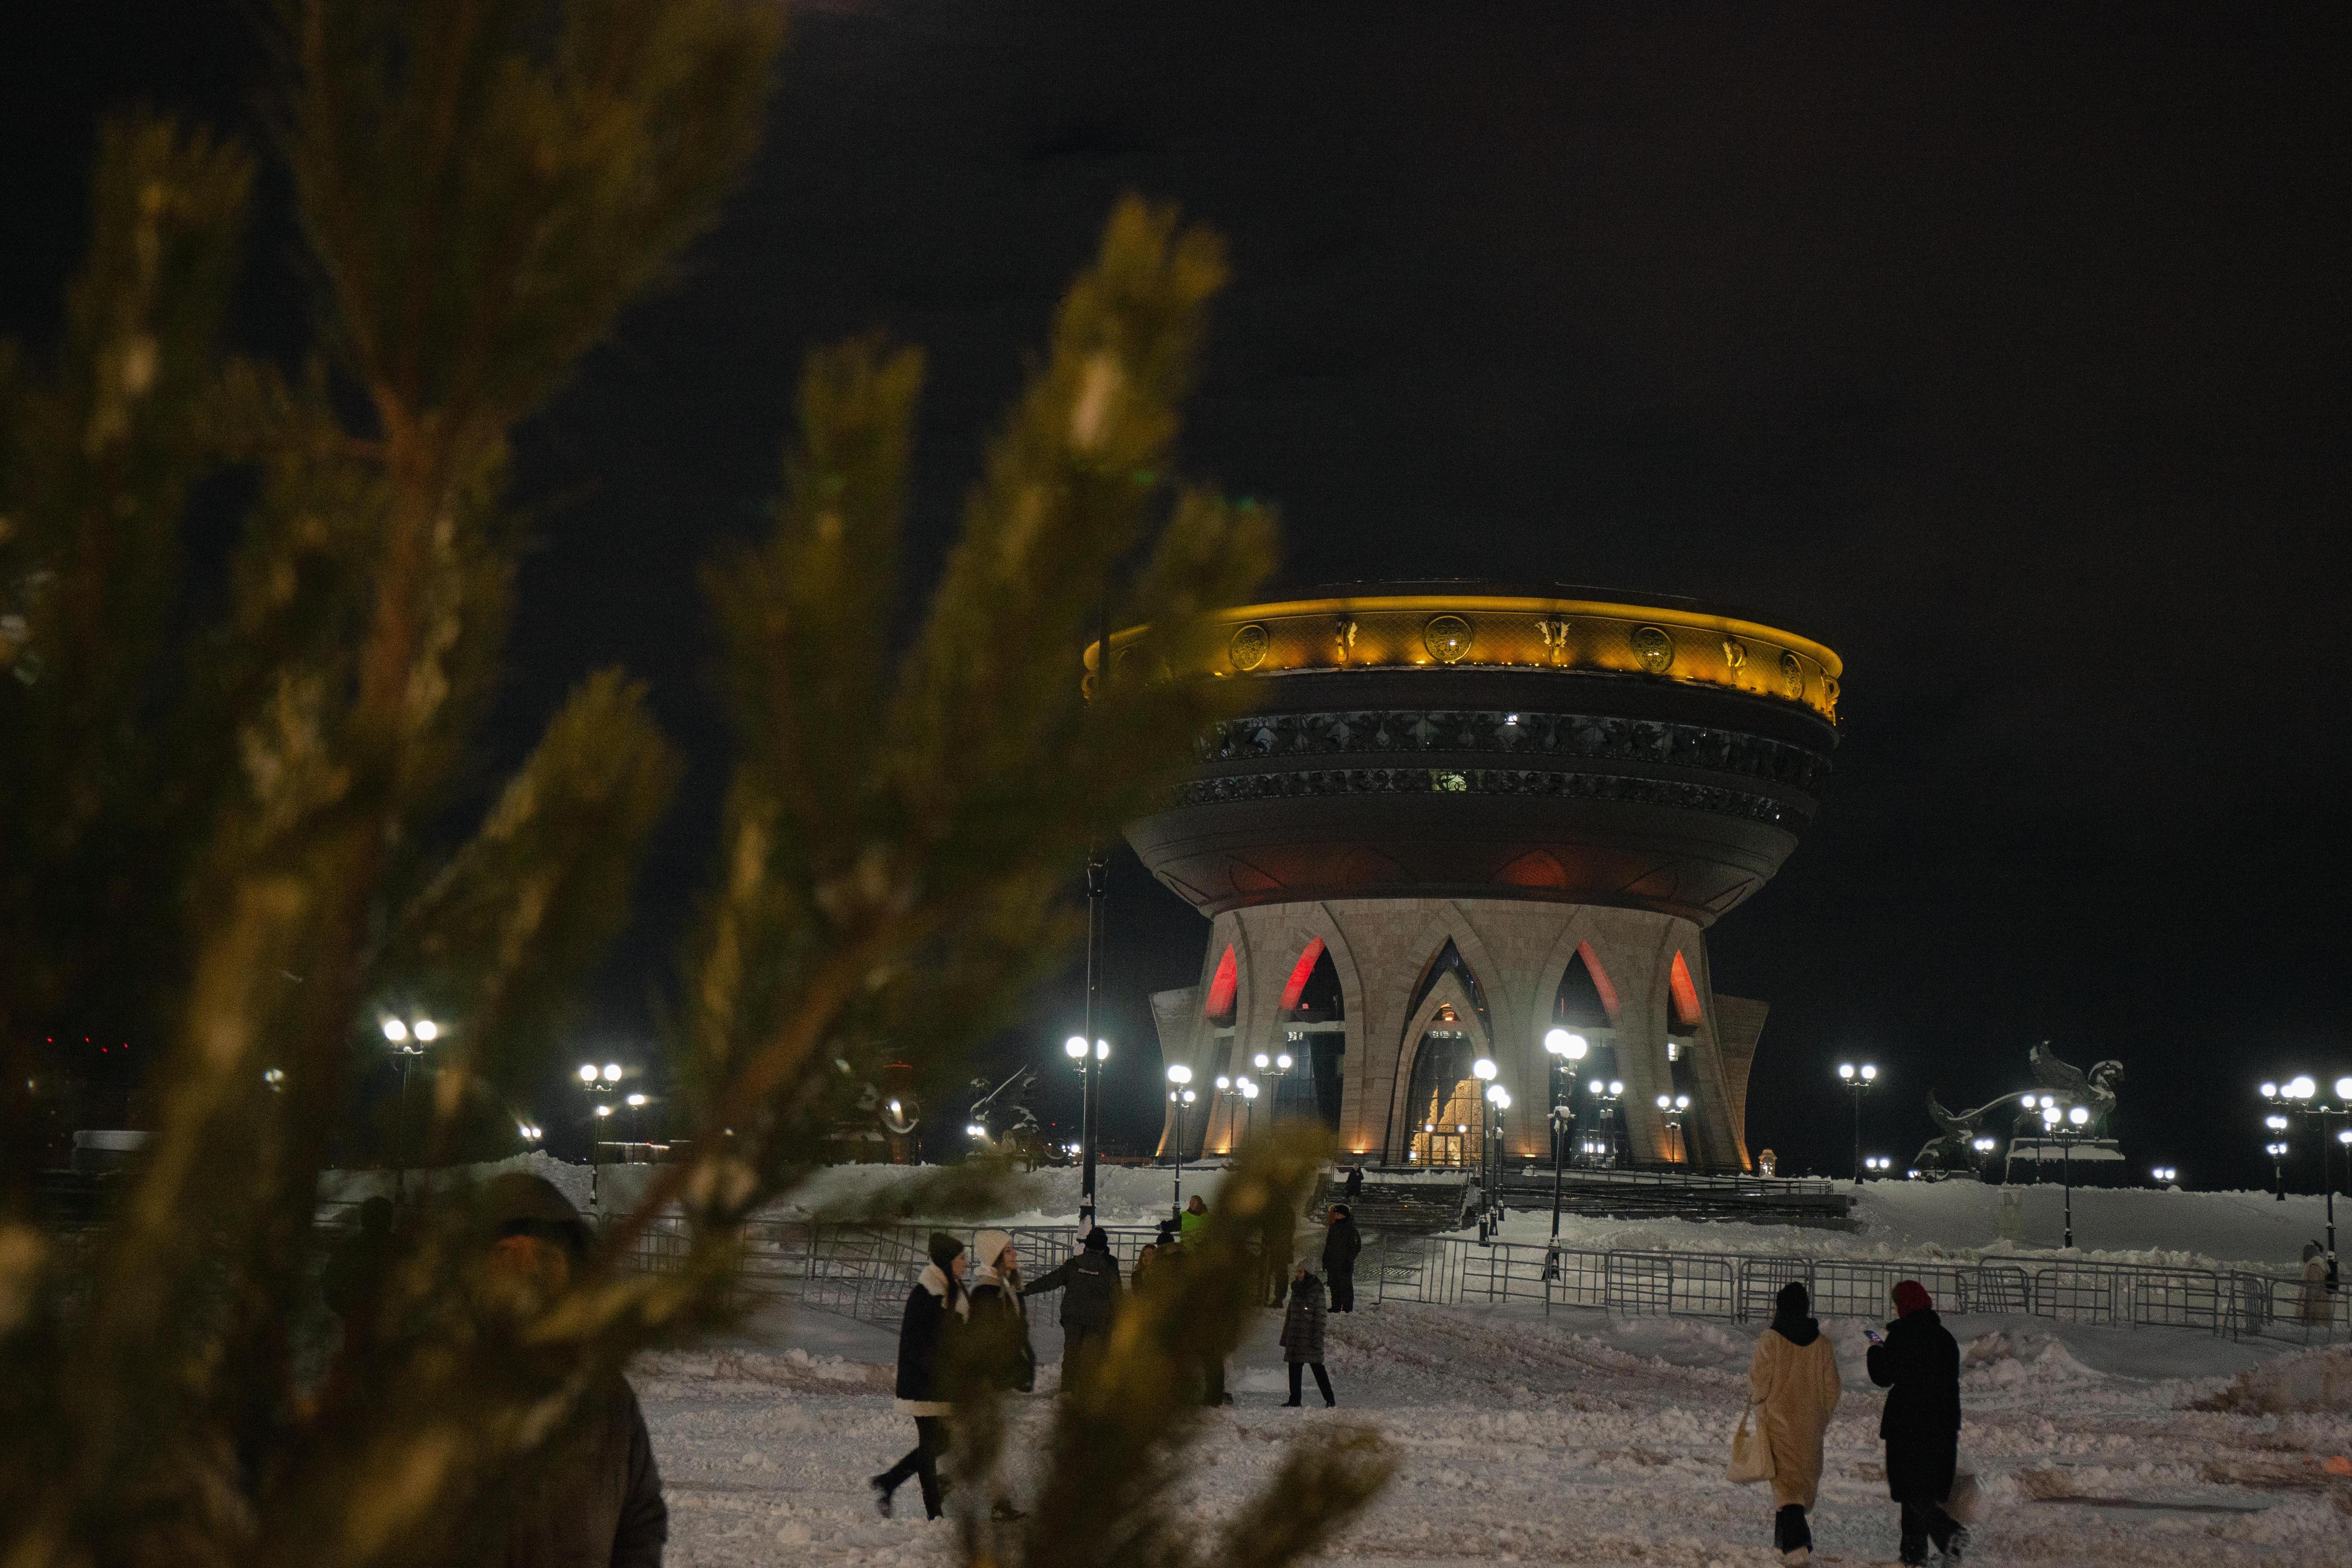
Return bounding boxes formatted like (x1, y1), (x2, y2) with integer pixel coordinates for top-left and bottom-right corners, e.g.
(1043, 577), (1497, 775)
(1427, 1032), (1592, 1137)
(1343, 1165), (1364, 1204)
(873, 1232), (969, 1520)
(479, 1172), (667, 1568)
(1321, 1205), (1361, 1314)
(1279, 1265), (1335, 1407)
(1020, 1227), (1121, 1383)
(1866, 1279), (1966, 1566)
(959, 1229), (1033, 1523)
(1021, 1222), (1120, 1382)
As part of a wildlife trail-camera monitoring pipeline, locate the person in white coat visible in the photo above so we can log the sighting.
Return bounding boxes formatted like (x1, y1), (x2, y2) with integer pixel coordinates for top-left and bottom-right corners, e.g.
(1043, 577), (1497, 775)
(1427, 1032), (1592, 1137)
(1748, 1280), (1843, 1566)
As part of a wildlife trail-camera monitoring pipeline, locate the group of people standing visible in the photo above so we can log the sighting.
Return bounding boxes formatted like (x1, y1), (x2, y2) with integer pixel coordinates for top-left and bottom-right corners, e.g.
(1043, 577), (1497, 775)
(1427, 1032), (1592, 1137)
(1744, 1276), (1968, 1568)
(873, 1193), (1367, 1521)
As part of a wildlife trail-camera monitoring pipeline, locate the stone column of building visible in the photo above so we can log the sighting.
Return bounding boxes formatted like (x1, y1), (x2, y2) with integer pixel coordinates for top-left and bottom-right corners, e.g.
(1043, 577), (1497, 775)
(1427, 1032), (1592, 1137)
(1155, 894), (1760, 1172)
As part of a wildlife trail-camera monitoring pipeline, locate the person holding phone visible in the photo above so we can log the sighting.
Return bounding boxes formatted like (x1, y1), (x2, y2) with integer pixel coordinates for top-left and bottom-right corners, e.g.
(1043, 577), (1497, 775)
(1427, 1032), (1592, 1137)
(1867, 1280), (1965, 1565)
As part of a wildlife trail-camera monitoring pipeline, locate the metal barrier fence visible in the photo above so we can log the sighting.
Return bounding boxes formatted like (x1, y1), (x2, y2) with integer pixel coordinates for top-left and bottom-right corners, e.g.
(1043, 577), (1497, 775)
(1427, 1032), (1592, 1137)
(611, 1215), (2348, 1346)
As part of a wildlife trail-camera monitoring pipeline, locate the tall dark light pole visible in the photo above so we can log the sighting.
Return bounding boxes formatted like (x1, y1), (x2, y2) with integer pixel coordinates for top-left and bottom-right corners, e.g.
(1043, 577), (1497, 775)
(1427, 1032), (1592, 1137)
(1079, 602), (1113, 1232)
(1837, 1061), (1878, 1186)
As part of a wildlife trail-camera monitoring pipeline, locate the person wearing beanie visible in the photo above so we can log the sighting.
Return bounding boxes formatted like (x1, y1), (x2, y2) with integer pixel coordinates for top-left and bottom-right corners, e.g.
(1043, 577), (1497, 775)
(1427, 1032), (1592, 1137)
(1867, 1280), (1965, 1565)
(476, 1172), (668, 1568)
(1746, 1280), (1842, 1565)
(959, 1229), (1035, 1523)
(873, 1232), (969, 1520)
(1021, 1227), (1122, 1385)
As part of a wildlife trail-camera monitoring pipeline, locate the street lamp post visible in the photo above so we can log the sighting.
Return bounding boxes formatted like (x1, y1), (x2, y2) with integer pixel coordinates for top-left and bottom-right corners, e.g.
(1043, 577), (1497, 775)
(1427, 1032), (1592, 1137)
(1166, 1064), (1197, 1220)
(1481, 1083), (1512, 1243)
(1470, 1057), (1499, 1232)
(381, 1015), (442, 1199)
(577, 1061), (623, 1169)
(2263, 1075), (2352, 1288)
(1585, 1078), (1624, 1169)
(1544, 1029), (1588, 1241)
(1251, 1050), (1295, 1120)
(1656, 1094), (1691, 1164)
(2042, 1101), (2090, 1249)
(1836, 1062), (1878, 1186)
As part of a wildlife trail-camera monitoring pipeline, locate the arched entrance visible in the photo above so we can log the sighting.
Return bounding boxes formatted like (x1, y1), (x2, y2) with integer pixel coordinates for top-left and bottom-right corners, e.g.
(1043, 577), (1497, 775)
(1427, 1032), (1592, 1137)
(1401, 1027), (1486, 1169)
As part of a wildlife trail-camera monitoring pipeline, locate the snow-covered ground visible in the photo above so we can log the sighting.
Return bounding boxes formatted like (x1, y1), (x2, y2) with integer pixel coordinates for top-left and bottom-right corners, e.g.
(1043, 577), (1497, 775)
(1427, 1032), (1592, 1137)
(1476, 1180), (2344, 1275)
(639, 1294), (2352, 1566)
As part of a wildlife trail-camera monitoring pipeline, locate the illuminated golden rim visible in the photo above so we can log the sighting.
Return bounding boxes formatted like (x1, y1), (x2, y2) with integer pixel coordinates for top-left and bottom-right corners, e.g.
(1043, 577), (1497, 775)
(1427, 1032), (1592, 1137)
(1088, 593), (1844, 722)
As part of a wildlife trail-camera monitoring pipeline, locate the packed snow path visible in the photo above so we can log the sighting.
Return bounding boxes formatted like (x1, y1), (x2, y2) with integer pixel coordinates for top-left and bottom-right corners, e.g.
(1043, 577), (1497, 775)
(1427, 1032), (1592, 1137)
(637, 1300), (2351, 1567)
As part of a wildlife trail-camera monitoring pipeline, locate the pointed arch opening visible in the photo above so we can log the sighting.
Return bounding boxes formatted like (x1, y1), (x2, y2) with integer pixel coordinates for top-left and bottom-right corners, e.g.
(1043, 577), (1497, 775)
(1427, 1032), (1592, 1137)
(1553, 941), (1623, 1167)
(1277, 936), (1345, 1130)
(1407, 938), (1489, 1037)
(1400, 1029), (1485, 1170)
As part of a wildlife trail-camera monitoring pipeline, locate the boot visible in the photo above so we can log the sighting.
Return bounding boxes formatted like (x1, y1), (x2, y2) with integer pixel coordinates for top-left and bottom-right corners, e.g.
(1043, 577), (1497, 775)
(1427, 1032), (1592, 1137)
(869, 1476), (894, 1519)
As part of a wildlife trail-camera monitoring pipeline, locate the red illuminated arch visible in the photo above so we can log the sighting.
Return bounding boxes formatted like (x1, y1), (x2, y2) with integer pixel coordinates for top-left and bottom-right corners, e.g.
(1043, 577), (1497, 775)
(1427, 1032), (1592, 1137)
(1668, 950), (1703, 1030)
(1278, 937), (1327, 1013)
(1571, 940), (1620, 1021)
(1204, 945), (1239, 1025)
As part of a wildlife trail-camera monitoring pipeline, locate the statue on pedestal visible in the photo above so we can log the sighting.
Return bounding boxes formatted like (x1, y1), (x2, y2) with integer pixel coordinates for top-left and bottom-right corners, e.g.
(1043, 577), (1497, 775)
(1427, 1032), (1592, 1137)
(2013, 1042), (2124, 1138)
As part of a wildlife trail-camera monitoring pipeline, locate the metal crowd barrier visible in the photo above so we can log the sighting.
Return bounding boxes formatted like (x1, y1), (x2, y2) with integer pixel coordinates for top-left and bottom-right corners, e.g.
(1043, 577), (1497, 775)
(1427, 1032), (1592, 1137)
(609, 1215), (2347, 1346)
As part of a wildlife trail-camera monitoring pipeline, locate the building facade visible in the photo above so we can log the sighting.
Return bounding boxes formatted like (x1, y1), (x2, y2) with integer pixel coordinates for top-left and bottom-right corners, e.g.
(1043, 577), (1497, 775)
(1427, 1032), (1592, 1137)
(1119, 585), (1841, 1171)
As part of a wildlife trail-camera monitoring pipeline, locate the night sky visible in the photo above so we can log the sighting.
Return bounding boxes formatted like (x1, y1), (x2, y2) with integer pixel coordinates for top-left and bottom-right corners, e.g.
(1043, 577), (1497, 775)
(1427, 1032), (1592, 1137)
(8, 3), (2347, 1184)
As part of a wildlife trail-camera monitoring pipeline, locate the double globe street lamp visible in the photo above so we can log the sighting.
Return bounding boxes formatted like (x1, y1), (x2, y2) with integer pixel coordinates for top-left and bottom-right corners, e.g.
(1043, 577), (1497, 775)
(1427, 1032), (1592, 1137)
(2042, 1101), (2092, 1249)
(1166, 1064), (1198, 1220)
(1655, 1093), (1692, 1164)
(1542, 1028), (1589, 1242)
(1586, 1078), (1625, 1168)
(1836, 1062), (1879, 1187)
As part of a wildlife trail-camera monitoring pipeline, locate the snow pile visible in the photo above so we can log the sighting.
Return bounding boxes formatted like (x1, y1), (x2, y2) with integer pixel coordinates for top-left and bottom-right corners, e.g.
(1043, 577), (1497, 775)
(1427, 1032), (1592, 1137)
(1961, 1329), (2101, 1392)
(2197, 1345), (2352, 1414)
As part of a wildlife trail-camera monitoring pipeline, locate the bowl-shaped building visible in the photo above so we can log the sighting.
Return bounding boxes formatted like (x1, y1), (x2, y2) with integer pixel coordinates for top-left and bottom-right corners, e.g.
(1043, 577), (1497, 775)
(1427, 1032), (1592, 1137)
(1122, 584), (1842, 1172)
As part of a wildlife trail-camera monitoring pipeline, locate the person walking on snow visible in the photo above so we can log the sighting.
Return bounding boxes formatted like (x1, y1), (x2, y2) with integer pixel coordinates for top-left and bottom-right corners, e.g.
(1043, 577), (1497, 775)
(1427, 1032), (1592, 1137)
(1322, 1204), (1361, 1314)
(1867, 1279), (1966, 1566)
(1021, 1226), (1121, 1382)
(961, 1229), (1034, 1523)
(1748, 1280), (1842, 1566)
(1343, 1164), (1364, 1204)
(873, 1232), (969, 1520)
(1279, 1263), (1335, 1407)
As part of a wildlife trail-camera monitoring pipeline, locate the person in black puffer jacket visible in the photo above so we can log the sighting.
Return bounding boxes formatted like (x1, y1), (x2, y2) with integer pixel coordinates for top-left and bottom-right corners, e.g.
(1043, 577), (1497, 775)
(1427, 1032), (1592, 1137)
(1279, 1265), (1334, 1408)
(1021, 1227), (1122, 1385)
(1866, 1279), (1965, 1566)
(873, 1233), (969, 1520)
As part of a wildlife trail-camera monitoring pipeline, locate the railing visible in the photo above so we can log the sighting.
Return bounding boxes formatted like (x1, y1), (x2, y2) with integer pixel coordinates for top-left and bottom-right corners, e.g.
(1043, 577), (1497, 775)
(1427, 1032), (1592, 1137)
(607, 1214), (2349, 1346)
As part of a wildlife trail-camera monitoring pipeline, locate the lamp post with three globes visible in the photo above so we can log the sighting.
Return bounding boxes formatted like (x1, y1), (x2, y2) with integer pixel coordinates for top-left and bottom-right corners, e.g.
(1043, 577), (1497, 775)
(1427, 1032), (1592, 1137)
(2262, 1074), (2352, 1288)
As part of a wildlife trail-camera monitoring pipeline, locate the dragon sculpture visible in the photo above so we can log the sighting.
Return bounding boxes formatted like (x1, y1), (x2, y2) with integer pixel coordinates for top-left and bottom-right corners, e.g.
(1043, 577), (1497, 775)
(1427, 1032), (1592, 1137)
(1913, 1043), (2125, 1172)
(2013, 1041), (2124, 1138)
(1912, 1089), (2026, 1172)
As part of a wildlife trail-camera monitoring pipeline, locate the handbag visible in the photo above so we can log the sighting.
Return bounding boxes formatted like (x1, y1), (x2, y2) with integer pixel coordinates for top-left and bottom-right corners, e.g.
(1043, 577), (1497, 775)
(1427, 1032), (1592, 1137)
(1943, 1463), (1983, 1524)
(1726, 1400), (1776, 1485)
